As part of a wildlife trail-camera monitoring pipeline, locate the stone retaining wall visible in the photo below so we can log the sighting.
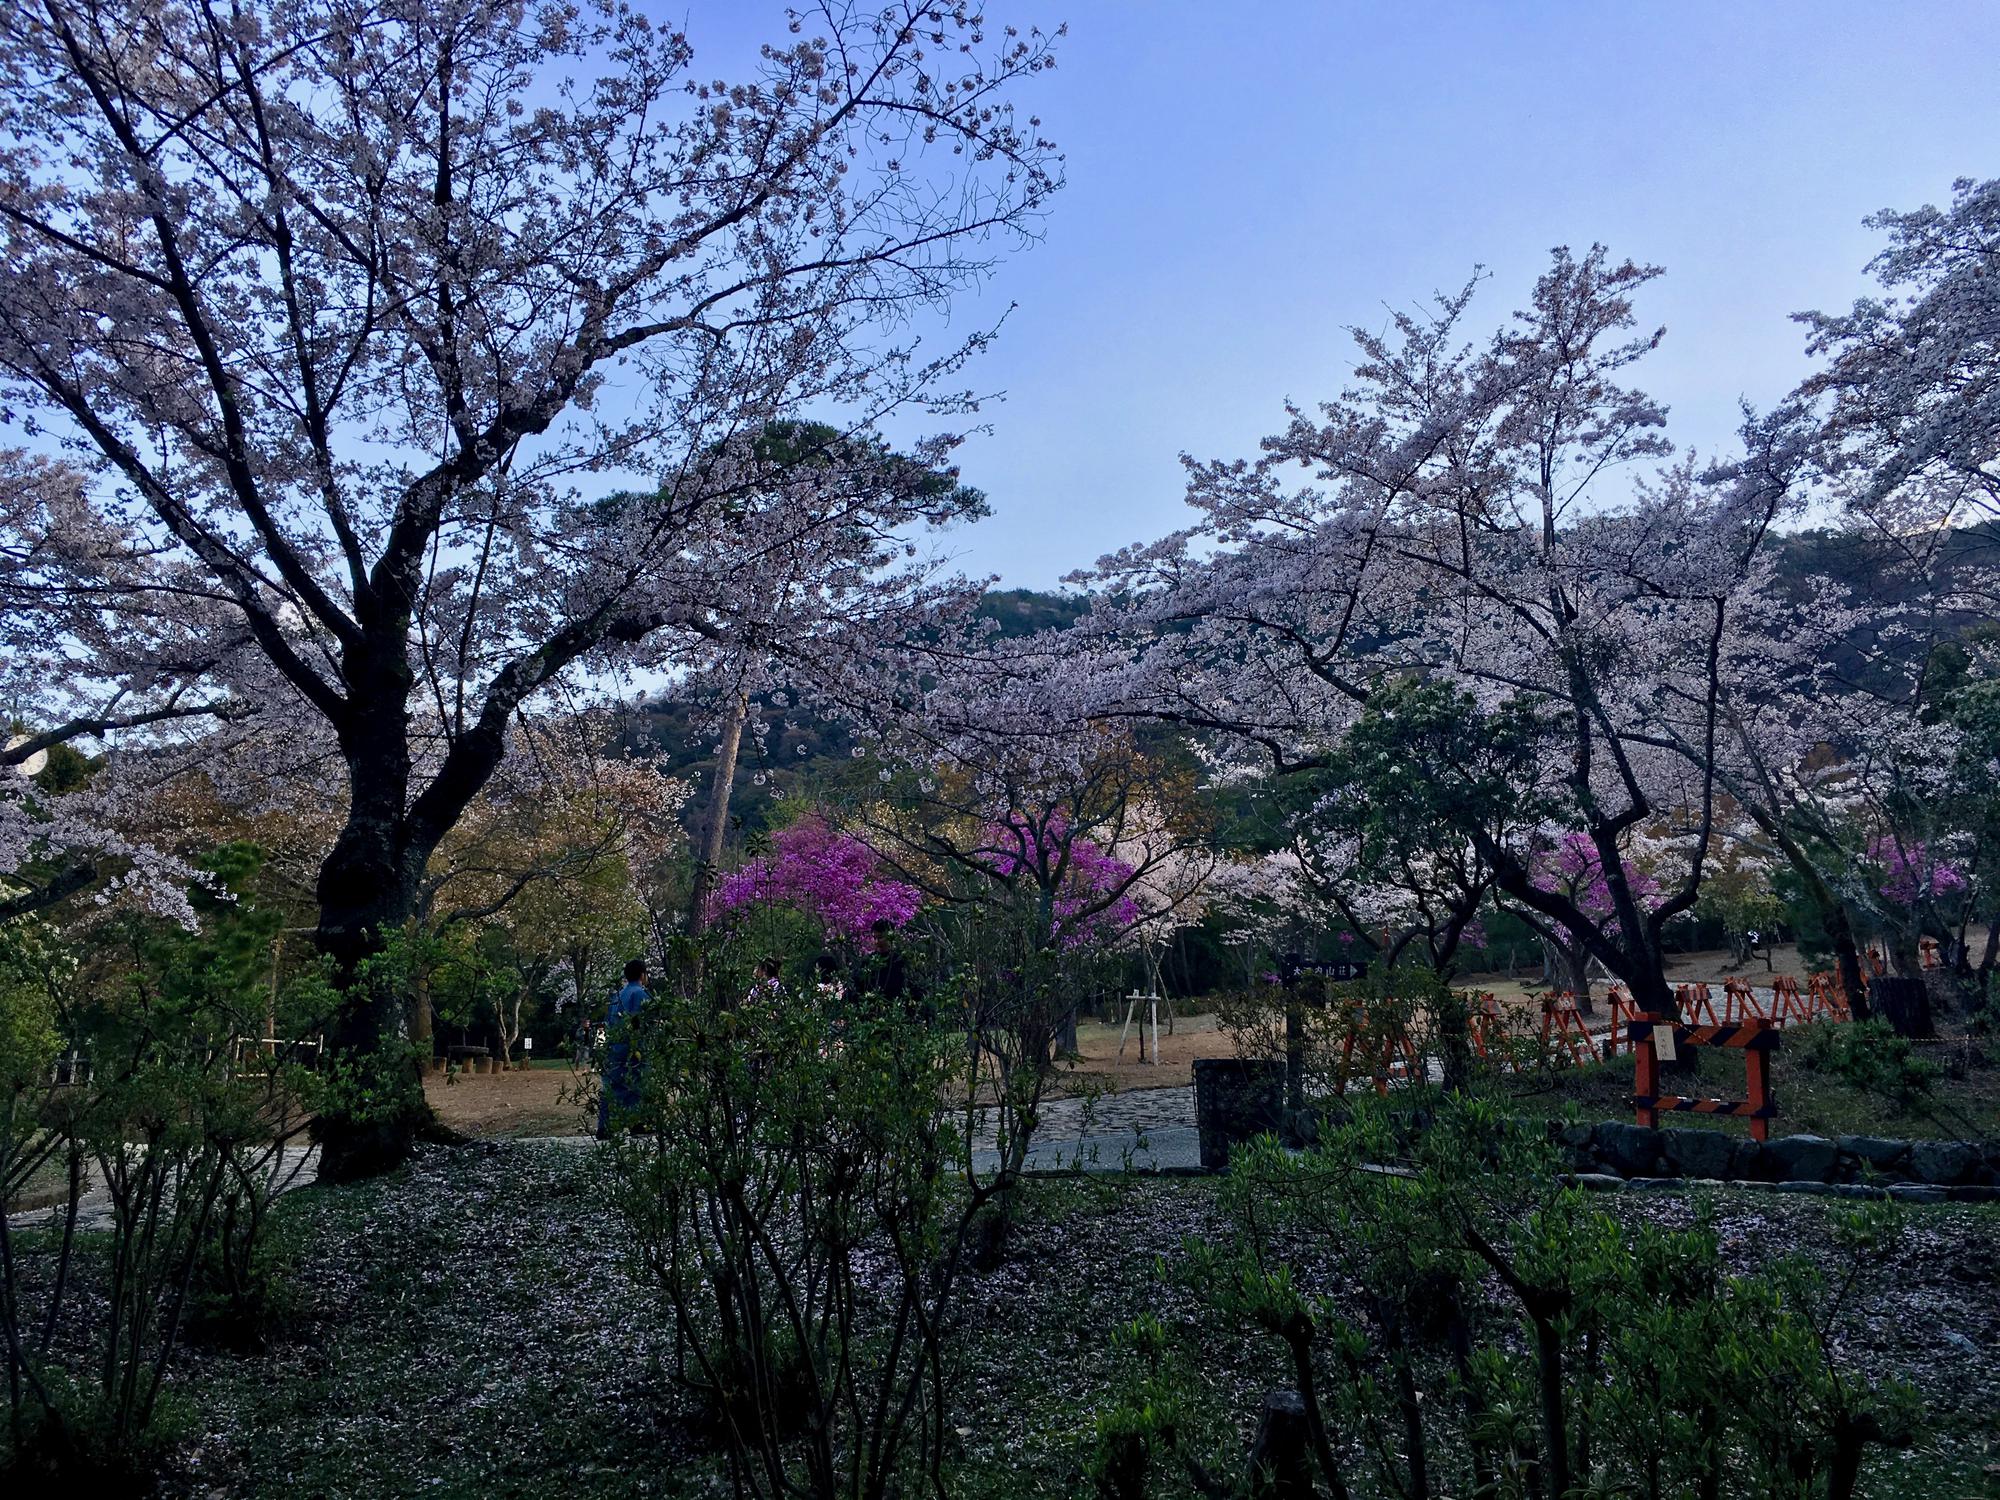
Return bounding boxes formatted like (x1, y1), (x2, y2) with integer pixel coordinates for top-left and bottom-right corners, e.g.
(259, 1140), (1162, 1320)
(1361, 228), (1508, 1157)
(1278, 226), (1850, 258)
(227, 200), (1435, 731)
(1559, 1120), (1999, 1197)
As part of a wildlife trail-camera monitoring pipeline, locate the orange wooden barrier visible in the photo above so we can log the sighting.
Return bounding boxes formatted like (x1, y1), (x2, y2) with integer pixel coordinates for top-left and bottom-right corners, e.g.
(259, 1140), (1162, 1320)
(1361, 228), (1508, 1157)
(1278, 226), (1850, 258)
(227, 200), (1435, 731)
(1721, 978), (1769, 1023)
(1807, 971), (1851, 1021)
(1539, 993), (1595, 1069)
(1604, 986), (1644, 1058)
(1630, 1013), (1779, 1142)
(1334, 1005), (1421, 1097)
(1467, 991), (1504, 1061)
(1675, 981), (1719, 1027)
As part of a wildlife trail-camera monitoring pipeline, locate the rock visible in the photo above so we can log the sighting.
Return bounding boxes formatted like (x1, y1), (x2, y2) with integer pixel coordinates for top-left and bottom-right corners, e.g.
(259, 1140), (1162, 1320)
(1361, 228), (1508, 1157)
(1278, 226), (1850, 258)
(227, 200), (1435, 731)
(1887, 1184), (1946, 1203)
(1626, 1176), (1684, 1192)
(1247, 1390), (1315, 1500)
(1908, 1140), (1979, 1186)
(1592, 1121), (1662, 1177)
(1943, 1330), (1982, 1356)
(1660, 1127), (1735, 1179)
(1945, 1184), (1999, 1203)
(1557, 1122), (1594, 1152)
(1776, 1180), (1838, 1196)
(1767, 1134), (1839, 1183)
(1569, 1173), (1626, 1192)
(1837, 1135), (1912, 1172)
(1728, 1137), (1772, 1181)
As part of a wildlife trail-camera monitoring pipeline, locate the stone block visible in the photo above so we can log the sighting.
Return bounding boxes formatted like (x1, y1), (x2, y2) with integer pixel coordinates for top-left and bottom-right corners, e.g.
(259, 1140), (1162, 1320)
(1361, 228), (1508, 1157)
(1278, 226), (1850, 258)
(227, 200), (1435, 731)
(1837, 1135), (1911, 1172)
(1191, 1058), (1286, 1172)
(1569, 1173), (1626, 1192)
(1767, 1134), (1839, 1183)
(1659, 1127), (1735, 1179)
(1908, 1140), (1978, 1186)
(1592, 1120), (1662, 1177)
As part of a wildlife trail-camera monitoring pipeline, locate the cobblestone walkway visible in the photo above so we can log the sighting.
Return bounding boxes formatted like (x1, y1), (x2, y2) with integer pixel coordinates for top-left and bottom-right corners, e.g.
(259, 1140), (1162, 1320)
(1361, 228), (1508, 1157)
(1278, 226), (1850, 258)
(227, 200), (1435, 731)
(968, 1085), (1197, 1172)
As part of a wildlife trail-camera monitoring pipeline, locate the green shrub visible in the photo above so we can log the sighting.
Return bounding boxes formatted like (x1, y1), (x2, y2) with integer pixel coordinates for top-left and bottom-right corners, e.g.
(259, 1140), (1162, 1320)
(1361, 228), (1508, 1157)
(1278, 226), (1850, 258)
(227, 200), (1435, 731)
(1156, 1095), (1919, 1500)
(608, 943), (991, 1500)
(1793, 1020), (1936, 1112)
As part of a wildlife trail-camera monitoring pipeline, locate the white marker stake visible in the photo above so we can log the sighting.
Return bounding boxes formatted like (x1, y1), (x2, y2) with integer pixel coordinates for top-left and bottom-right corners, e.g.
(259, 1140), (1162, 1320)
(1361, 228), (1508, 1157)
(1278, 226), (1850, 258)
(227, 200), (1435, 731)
(1652, 1024), (1677, 1063)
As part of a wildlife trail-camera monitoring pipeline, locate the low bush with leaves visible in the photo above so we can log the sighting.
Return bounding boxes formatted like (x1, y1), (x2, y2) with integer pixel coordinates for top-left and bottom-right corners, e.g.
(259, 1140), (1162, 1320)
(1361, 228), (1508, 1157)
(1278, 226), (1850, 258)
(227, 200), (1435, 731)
(607, 943), (996, 1500)
(2, 846), (323, 1486)
(1792, 1020), (1937, 1114)
(1095, 1095), (1918, 1500)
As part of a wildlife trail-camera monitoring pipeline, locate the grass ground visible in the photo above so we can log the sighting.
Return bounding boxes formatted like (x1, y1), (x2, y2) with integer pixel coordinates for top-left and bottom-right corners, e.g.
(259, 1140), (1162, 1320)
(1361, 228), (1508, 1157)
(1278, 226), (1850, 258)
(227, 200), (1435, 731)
(8, 1142), (1983, 1498)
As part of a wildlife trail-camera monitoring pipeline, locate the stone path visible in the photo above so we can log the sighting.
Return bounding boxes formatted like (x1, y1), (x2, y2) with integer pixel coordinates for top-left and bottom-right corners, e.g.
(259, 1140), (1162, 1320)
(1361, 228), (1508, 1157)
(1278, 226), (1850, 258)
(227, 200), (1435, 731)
(7, 1146), (319, 1233)
(968, 1086), (1198, 1173)
(6, 1092), (1204, 1232)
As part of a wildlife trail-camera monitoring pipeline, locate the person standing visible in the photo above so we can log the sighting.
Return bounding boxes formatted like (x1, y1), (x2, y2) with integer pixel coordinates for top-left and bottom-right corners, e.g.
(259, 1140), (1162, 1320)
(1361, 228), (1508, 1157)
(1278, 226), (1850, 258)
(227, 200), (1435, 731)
(596, 957), (651, 1139)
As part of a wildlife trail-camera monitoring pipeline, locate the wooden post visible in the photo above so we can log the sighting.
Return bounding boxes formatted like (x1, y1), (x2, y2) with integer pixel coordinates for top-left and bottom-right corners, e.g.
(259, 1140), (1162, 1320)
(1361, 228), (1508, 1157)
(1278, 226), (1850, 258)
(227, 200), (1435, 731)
(1632, 1013), (1659, 1130)
(1744, 1038), (1772, 1142)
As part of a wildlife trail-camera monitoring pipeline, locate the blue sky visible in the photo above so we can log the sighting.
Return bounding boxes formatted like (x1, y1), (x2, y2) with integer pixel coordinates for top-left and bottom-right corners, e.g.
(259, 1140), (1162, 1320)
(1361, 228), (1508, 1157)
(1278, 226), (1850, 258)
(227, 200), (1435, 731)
(699, 2), (2000, 587)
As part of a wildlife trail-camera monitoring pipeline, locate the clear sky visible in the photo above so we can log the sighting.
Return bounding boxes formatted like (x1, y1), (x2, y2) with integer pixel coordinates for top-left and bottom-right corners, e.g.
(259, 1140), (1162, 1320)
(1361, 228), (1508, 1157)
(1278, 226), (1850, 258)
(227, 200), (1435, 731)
(696, 2), (2000, 588)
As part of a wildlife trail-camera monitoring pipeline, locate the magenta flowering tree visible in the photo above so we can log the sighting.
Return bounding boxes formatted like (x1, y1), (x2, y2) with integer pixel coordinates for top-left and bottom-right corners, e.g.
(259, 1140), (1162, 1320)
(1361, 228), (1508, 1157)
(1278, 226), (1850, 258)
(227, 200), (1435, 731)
(709, 816), (921, 944)
(1868, 837), (1967, 909)
(1516, 832), (1666, 1007)
(980, 814), (1140, 948)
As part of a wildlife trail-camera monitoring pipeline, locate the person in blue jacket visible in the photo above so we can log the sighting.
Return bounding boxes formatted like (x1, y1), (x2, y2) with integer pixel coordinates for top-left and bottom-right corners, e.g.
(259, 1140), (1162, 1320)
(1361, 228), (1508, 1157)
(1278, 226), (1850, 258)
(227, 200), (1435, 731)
(596, 957), (651, 1138)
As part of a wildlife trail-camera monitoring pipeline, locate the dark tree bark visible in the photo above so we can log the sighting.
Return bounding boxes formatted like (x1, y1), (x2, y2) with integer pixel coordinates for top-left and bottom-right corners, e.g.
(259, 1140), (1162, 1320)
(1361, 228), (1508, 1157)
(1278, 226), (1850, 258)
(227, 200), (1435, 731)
(1870, 976), (1934, 1039)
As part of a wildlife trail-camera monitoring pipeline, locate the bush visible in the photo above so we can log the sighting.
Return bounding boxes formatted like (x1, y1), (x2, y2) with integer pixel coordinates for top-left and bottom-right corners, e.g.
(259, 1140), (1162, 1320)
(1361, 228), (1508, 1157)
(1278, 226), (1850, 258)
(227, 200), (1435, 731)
(3, 849), (322, 1485)
(1793, 1020), (1937, 1112)
(608, 945), (992, 1500)
(1134, 1095), (1917, 1500)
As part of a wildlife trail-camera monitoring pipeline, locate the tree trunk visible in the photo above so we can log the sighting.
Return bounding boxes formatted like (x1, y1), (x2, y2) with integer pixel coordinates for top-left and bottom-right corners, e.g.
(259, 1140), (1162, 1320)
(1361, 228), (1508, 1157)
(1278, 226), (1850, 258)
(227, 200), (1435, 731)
(1872, 976), (1934, 1039)
(1536, 935), (1590, 1002)
(1823, 903), (1872, 1023)
(312, 779), (430, 1184)
(410, 958), (434, 1069)
(686, 690), (749, 933)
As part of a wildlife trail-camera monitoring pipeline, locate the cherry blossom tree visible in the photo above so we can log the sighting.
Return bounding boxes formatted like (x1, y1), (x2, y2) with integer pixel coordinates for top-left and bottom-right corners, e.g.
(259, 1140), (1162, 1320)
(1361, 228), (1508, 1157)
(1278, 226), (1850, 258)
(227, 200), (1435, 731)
(1064, 247), (1808, 1026)
(1799, 176), (2000, 532)
(0, 0), (1061, 1177)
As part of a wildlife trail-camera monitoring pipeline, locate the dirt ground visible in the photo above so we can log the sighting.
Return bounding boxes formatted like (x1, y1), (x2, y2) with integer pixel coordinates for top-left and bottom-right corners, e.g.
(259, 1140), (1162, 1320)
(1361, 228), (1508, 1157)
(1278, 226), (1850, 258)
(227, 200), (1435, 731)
(1061, 1011), (1236, 1092)
(426, 1062), (593, 1139)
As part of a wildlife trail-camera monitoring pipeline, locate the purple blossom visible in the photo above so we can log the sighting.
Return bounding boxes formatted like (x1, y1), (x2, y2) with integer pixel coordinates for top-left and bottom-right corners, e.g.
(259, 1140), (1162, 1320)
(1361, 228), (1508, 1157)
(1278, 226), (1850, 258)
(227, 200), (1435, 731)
(983, 814), (1140, 946)
(1868, 836), (1966, 907)
(1532, 832), (1663, 943)
(710, 815), (923, 941)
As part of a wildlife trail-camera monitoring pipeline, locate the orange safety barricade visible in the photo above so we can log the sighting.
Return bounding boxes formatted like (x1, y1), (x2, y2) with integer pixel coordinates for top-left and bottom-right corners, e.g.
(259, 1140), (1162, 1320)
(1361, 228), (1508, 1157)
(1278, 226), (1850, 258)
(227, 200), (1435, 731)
(1539, 992), (1595, 1069)
(1467, 991), (1503, 1060)
(1919, 937), (1940, 970)
(1722, 978), (1769, 1024)
(1604, 986), (1643, 1058)
(1769, 975), (1812, 1026)
(1334, 1005), (1422, 1097)
(1807, 971), (1852, 1022)
(1675, 982), (1719, 1027)
(1629, 1013), (1781, 1142)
